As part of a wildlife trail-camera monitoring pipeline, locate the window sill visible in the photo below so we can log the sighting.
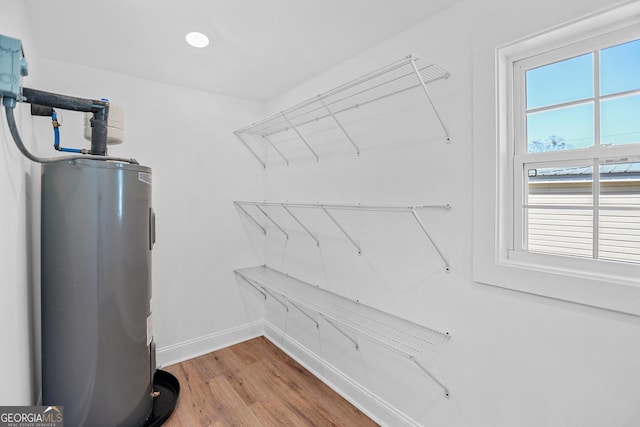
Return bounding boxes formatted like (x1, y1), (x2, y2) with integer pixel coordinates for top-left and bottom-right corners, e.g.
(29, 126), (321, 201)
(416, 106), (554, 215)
(475, 249), (640, 316)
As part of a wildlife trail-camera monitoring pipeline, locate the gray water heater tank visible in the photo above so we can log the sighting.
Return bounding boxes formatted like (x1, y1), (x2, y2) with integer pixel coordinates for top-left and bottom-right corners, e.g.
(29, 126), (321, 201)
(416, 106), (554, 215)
(41, 159), (156, 427)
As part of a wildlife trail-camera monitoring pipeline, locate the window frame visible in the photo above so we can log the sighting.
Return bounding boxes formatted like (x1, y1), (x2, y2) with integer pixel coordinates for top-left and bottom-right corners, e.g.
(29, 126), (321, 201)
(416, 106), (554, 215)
(512, 25), (640, 263)
(476, 2), (640, 316)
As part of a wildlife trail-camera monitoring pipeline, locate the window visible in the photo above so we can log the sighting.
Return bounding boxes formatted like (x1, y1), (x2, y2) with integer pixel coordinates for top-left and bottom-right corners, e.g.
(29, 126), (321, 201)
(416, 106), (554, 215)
(513, 33), (640, 264)
(473, 3), (640, 316)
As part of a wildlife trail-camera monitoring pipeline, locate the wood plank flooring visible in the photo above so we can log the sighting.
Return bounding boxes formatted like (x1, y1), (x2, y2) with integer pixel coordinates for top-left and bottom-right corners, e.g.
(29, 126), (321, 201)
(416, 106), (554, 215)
(162, 336), (378, 426)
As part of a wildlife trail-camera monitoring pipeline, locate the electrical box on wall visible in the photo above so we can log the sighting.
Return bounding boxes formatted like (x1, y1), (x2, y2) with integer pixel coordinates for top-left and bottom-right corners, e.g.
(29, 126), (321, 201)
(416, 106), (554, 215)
(0, 34), (28, 99)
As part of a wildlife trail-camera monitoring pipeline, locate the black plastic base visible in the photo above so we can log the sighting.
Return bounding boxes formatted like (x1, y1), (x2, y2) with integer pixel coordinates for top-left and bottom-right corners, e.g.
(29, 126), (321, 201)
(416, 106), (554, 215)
(145, 370), (180, 427)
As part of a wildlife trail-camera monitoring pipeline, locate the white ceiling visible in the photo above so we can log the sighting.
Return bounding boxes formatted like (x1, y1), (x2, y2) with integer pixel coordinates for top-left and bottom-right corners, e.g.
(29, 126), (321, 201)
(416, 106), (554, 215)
(24, 0), (460, 102)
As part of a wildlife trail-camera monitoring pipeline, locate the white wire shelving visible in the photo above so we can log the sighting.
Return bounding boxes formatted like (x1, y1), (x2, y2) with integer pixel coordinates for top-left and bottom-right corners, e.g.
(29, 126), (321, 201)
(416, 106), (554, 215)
(234, 54), (451, 168)
(234, 200), (452, 272)
(234, 265), (452, 398)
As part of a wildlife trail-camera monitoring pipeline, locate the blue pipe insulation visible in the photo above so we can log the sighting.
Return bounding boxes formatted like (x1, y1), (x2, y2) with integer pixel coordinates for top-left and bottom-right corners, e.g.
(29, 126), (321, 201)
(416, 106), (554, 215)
(51, 110), (82, 153)
(57, 146), (82, 153)
(52, 111), (59, 148)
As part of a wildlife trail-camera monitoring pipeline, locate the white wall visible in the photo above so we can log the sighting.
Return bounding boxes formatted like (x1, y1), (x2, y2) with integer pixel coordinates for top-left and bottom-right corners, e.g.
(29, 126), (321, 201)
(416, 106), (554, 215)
(251, 0), (640, 426)
(0, 1), (42, 405)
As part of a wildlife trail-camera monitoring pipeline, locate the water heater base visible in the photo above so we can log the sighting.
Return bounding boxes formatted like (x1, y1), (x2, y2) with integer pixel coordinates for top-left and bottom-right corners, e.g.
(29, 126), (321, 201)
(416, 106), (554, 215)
(146, 370), (180, 427)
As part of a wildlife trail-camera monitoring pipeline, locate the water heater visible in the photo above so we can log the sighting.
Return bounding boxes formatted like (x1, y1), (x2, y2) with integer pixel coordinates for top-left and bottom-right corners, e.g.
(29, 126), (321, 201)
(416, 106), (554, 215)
(41, 159), (156, 426)
(1, 34), (178, 426)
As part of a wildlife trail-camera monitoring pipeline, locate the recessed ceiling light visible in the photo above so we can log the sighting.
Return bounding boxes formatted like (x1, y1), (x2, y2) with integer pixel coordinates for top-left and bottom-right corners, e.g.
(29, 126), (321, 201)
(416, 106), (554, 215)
(185, 32), (210, 48)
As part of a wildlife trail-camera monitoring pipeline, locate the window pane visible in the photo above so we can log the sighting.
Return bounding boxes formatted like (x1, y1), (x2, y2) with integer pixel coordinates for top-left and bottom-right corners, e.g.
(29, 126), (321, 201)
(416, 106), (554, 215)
(600, 94), (640, 145)
(599, 161), (640, 263)
(526, 53), (593, 110)
(527, 103), (594, 152)
(600, 38), (640, 96)
(525, 164), (593, 257)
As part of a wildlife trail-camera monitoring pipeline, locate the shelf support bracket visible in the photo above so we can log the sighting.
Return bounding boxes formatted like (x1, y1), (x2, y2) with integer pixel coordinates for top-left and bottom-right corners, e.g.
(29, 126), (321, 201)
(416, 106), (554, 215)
(255, 203), (289, 239)
(282, 204), (320, 246)
(261, 286), (289, 312)
(235, 202), (267, 235)
(282, 112), (319, 162)
(318, 96), (360, 155)
(411, 208), (450, 272)
(261, 133), (290, 166)
(321, 206), (361, 255)
(409, 57), (451, 143)
(287, 300), (319, 329)
(410, 355), (450, 399)
(256, 122), (289, 166)
(235, 272), (267, 300)
(319, 314), (359, 350)
(234, 132), (266, 168)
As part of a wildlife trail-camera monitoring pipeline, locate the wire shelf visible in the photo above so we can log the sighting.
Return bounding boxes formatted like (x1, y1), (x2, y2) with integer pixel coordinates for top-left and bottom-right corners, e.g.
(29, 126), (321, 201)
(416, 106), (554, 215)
(234, 54), (451, 167)
(234, 265), (451, 398)
(234, 200), (452, 271)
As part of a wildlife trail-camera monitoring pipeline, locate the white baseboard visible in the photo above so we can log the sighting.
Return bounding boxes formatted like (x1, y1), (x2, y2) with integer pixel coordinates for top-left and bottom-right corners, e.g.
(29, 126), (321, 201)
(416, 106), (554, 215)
(263, 321), (422, 427)
(156, 320), (264, 368)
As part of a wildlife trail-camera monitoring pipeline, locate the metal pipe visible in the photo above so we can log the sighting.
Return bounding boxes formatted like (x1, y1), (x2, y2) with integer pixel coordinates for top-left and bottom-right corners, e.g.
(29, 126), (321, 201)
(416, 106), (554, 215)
(22, 87), (110, 155)
(90, 108), (108, 156)
(52, 111), (82, 154)
(3, 101), (137, 164)
(22, 87), (107, 113)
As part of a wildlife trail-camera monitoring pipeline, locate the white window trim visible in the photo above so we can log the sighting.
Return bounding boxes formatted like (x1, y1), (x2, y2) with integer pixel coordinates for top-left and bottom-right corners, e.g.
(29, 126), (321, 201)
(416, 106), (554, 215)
(474, 1), (640, 316)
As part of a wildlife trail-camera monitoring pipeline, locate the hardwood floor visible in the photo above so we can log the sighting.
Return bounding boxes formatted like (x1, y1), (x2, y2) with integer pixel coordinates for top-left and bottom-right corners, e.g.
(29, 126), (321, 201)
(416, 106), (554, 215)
(162, 336), (378, 426)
